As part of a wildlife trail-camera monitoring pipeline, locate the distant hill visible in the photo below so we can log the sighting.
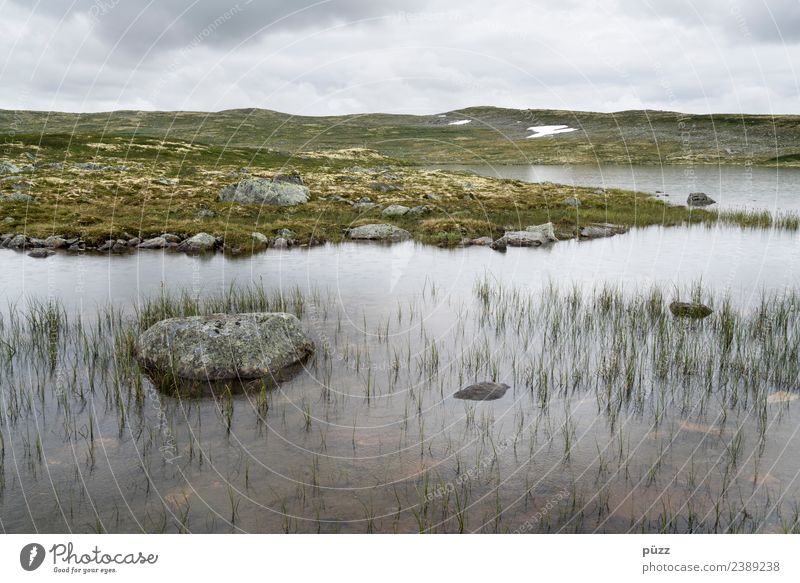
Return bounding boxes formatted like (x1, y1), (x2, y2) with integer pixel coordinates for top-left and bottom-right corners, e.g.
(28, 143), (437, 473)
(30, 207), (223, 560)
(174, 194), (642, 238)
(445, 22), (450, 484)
(2, 106), (799, 166)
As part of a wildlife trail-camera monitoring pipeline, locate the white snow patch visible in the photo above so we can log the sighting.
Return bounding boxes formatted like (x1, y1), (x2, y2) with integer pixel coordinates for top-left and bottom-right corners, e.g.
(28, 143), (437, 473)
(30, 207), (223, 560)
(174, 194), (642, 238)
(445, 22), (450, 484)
(526, 125), (578, 138)
(448, 119), (472, 126)
(438, 114), (447, 118)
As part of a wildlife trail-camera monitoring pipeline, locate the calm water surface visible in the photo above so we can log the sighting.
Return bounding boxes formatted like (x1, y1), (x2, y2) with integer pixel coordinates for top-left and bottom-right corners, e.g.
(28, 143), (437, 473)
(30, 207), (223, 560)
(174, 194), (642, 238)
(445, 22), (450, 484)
(431, 163), (800, 212)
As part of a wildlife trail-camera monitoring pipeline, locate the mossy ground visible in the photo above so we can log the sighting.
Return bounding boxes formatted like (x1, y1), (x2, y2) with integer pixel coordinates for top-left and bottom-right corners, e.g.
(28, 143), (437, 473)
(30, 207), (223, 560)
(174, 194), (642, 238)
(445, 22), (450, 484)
(1, 133), (794, 251)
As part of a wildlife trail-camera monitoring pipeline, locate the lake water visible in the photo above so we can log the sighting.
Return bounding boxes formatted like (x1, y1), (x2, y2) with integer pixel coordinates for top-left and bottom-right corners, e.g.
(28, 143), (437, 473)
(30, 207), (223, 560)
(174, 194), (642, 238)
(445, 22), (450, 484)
(2, 165), (800, 534)
(430, 163), (800, 212)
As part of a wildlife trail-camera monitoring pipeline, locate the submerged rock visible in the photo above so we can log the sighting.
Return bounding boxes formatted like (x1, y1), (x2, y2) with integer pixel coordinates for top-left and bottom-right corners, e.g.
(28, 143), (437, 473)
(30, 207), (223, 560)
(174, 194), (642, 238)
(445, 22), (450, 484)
(347, 223), (411, 242)
(381, 204), (411, 217)
(219, 177), (310, 206)
(27, 248), (55, 258)
(669, 301), (713, 319)
(136, 312), (314, 381)
(454, 382), (510, 401)
(687, 192), (716, 206)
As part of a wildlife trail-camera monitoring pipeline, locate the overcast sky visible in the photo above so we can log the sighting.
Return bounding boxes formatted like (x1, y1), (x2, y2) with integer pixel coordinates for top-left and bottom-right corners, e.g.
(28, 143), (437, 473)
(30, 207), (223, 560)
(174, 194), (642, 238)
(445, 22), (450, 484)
(1, 0), (798, 115)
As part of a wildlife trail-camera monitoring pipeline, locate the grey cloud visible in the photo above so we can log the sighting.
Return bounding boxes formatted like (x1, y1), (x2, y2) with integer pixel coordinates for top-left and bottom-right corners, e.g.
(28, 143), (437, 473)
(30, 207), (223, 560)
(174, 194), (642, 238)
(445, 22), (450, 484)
(12, 0), (424, 57)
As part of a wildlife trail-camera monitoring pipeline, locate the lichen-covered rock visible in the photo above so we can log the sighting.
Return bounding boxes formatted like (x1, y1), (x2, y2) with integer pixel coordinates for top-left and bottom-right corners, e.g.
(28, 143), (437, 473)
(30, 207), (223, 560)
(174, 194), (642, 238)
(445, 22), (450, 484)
(381, 204), (410, 217)
(454, 382), (510, 401)
(135, 312), (314, 381)
(348, 224), (411, 242)
(669, 301), (713, 319)
(219, 177), (310, 206)
(562, 197), (581, 207)
(177, 232), (217, 253)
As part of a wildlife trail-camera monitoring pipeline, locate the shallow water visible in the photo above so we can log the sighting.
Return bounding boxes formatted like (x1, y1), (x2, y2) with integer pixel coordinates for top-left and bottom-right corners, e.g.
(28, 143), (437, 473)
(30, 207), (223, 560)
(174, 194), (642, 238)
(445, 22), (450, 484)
(430, 163), (800, 212)
(1, 225), (798, 310)
(1, 222), (800, 533)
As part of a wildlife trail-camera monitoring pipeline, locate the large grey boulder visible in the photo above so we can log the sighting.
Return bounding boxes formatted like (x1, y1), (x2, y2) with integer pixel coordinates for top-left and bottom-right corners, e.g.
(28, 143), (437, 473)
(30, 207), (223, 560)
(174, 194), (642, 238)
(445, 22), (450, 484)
(177, 232), (217, 253)
(219, 177), (310, 206)
(454, 382), (510, 401)
(687, 192), (716, 206)
(348, 224), (412, 242)
(562, 197), (581, 207)
(136, 312), (314, 381)
(381, 204), (411, 217)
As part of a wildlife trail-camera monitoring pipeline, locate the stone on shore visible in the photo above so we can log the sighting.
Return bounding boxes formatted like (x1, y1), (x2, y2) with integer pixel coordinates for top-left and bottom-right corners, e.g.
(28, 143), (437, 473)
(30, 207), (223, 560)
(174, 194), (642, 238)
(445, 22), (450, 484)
(525, 222), (558, 242)
(381, 204), (411, 217)
(347, 224), (412, 242)
(177, 232), (217, 253)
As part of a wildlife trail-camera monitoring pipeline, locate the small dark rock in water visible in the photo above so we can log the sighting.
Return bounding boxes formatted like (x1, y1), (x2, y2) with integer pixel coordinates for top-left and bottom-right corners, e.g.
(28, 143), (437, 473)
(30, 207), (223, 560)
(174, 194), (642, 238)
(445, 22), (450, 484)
(454, 382), (510, 401)
(687, 192), (716, 206)
(27, 248), (55, 258)
(669, 301), (713, 319)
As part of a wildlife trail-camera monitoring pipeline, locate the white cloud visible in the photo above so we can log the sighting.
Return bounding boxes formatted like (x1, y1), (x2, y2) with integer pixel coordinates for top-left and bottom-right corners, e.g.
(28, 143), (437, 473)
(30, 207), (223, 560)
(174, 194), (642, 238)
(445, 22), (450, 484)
(0, 0), (798, 115)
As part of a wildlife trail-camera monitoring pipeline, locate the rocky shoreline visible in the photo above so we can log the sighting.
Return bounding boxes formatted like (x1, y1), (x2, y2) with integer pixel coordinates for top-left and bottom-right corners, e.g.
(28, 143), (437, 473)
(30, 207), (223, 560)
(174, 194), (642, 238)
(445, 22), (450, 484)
(0, 218), (630, 259)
